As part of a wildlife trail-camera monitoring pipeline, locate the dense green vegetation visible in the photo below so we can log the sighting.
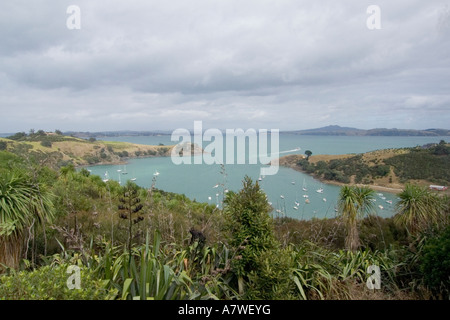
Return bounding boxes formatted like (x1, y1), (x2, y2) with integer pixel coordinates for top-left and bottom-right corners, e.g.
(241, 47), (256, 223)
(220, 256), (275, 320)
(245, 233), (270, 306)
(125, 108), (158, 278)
(420, 226), (450, 298)
(297, 154), (390, 184)
(0, 145), (449, 300)
(384, 141), (450, 184)
(0, 264), (117, 300)
(7, 129), (80, 143)
(296, 141), (450, 185)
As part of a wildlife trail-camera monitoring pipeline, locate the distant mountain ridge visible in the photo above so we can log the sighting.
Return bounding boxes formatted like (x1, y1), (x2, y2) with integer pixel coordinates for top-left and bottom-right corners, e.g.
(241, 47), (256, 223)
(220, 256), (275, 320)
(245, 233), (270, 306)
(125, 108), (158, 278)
(287, 125), (450, 136)
(2, 126), (448, 138)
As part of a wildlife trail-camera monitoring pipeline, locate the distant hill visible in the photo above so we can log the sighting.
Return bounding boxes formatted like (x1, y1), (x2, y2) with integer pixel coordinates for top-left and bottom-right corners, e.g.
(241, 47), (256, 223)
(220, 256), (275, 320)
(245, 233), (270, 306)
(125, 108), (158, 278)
(289, 125), (365, 136)
(288, 125), (450, 136)
(4, 126), (449, 138)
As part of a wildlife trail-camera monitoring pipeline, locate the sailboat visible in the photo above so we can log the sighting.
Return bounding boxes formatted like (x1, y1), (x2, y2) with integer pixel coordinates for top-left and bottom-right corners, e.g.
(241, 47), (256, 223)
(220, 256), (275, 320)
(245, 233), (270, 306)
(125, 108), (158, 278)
(153, 170), (160, 176)
(116, 169), (122, 184)
(316, 186), (324, 193)
(121, 165), (128, 175)
(302, 179), (308, 192)
(294, 190), (300, 207)
(102, 171), (109, 182)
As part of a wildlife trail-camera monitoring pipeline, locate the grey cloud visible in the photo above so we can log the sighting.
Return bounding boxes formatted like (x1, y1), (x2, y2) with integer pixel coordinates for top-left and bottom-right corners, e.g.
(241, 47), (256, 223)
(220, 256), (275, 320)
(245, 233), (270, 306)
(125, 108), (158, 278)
(0, 0), (449, 132)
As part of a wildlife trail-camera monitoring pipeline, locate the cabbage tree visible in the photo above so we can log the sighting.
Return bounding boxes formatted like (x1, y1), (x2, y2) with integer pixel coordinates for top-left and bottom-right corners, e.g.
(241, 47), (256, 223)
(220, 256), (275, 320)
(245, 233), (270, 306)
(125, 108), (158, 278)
(0, 173), (55, 270)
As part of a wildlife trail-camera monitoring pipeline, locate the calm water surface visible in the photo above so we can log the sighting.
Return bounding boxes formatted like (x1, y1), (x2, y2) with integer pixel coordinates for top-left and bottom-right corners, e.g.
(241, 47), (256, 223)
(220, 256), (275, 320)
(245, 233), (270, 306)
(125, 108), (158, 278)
(87, 134), (447, 220)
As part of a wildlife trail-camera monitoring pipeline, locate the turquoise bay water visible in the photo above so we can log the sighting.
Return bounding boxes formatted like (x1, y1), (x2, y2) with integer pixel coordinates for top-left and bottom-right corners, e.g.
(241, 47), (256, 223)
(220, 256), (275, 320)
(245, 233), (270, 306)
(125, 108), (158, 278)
(87, 134), (447, 220)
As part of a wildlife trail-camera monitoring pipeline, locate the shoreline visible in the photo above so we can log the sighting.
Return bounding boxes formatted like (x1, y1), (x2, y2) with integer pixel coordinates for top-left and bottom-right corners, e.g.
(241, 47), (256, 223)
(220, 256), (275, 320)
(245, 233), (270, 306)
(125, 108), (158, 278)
(76, 154), (167, 169)
(77, 148), (205, 169)
(312, 176), (403, 194)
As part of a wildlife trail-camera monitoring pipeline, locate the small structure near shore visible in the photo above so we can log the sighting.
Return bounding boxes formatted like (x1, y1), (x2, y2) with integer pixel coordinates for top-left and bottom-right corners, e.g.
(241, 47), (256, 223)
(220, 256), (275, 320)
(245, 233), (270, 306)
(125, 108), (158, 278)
(429, 185), (448, 191)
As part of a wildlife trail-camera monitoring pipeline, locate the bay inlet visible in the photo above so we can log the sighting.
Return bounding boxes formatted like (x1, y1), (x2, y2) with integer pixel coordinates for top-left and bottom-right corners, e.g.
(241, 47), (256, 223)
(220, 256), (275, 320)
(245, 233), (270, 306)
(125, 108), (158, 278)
(86, 134), (447, 220)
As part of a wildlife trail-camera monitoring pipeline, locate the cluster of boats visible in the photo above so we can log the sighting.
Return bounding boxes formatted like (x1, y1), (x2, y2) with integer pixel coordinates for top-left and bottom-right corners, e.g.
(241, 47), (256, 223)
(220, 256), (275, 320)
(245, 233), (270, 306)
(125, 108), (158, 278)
(276, 182), (394, 215)
(278, 179), (327, 211)
(374, 193), (393, 210)
(101, 165), (159, 183)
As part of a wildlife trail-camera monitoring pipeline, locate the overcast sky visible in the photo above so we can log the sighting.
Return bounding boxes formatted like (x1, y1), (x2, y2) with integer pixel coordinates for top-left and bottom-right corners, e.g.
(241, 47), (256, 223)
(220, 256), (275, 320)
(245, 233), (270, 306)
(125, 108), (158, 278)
(0, 0), (449, 132)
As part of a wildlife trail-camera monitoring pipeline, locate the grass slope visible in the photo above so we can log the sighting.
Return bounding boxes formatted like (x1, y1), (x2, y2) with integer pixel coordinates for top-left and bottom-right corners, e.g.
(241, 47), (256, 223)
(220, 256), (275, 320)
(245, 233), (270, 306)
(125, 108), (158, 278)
(0, 136), (173, 168)
(279, 143), (450, 193)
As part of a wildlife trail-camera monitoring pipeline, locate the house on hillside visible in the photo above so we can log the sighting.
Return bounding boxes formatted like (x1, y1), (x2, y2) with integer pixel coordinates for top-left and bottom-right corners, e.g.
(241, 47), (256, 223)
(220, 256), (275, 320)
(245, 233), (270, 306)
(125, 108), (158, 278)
(429, 185), (448, 191)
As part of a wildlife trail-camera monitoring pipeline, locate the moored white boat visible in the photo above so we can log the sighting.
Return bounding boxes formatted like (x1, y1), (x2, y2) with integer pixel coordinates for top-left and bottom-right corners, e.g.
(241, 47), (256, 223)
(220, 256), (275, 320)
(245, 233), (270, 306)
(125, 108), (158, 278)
(302, 179), (307, 191)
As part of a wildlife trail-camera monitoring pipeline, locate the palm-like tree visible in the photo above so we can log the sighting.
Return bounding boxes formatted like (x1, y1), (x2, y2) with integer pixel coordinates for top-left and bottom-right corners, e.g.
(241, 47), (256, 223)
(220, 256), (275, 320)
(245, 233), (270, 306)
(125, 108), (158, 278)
(338, 186), (375, 252)
(0, 173), (55, 270)
(395, 184), (444, 235)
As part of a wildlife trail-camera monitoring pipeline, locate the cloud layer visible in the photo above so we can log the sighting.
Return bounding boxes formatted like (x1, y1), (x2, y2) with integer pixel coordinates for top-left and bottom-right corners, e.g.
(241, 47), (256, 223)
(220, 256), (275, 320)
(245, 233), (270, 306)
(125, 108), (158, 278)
(1, 0), (449, 132)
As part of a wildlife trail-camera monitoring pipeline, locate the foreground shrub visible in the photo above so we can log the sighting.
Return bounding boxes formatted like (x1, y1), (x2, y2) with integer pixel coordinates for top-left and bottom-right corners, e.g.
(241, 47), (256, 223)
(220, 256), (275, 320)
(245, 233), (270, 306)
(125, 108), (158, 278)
(0, 264), (117, 300)
(420, 226), (450, 298)
(223, 176), (278, 295)
(246, 247), (297, 300)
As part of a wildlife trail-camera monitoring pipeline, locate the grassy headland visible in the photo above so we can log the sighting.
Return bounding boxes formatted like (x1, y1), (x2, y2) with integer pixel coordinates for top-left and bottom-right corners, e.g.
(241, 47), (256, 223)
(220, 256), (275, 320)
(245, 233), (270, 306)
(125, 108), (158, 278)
(278, 141), (450, 194)
(0, 132), (174, 169)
